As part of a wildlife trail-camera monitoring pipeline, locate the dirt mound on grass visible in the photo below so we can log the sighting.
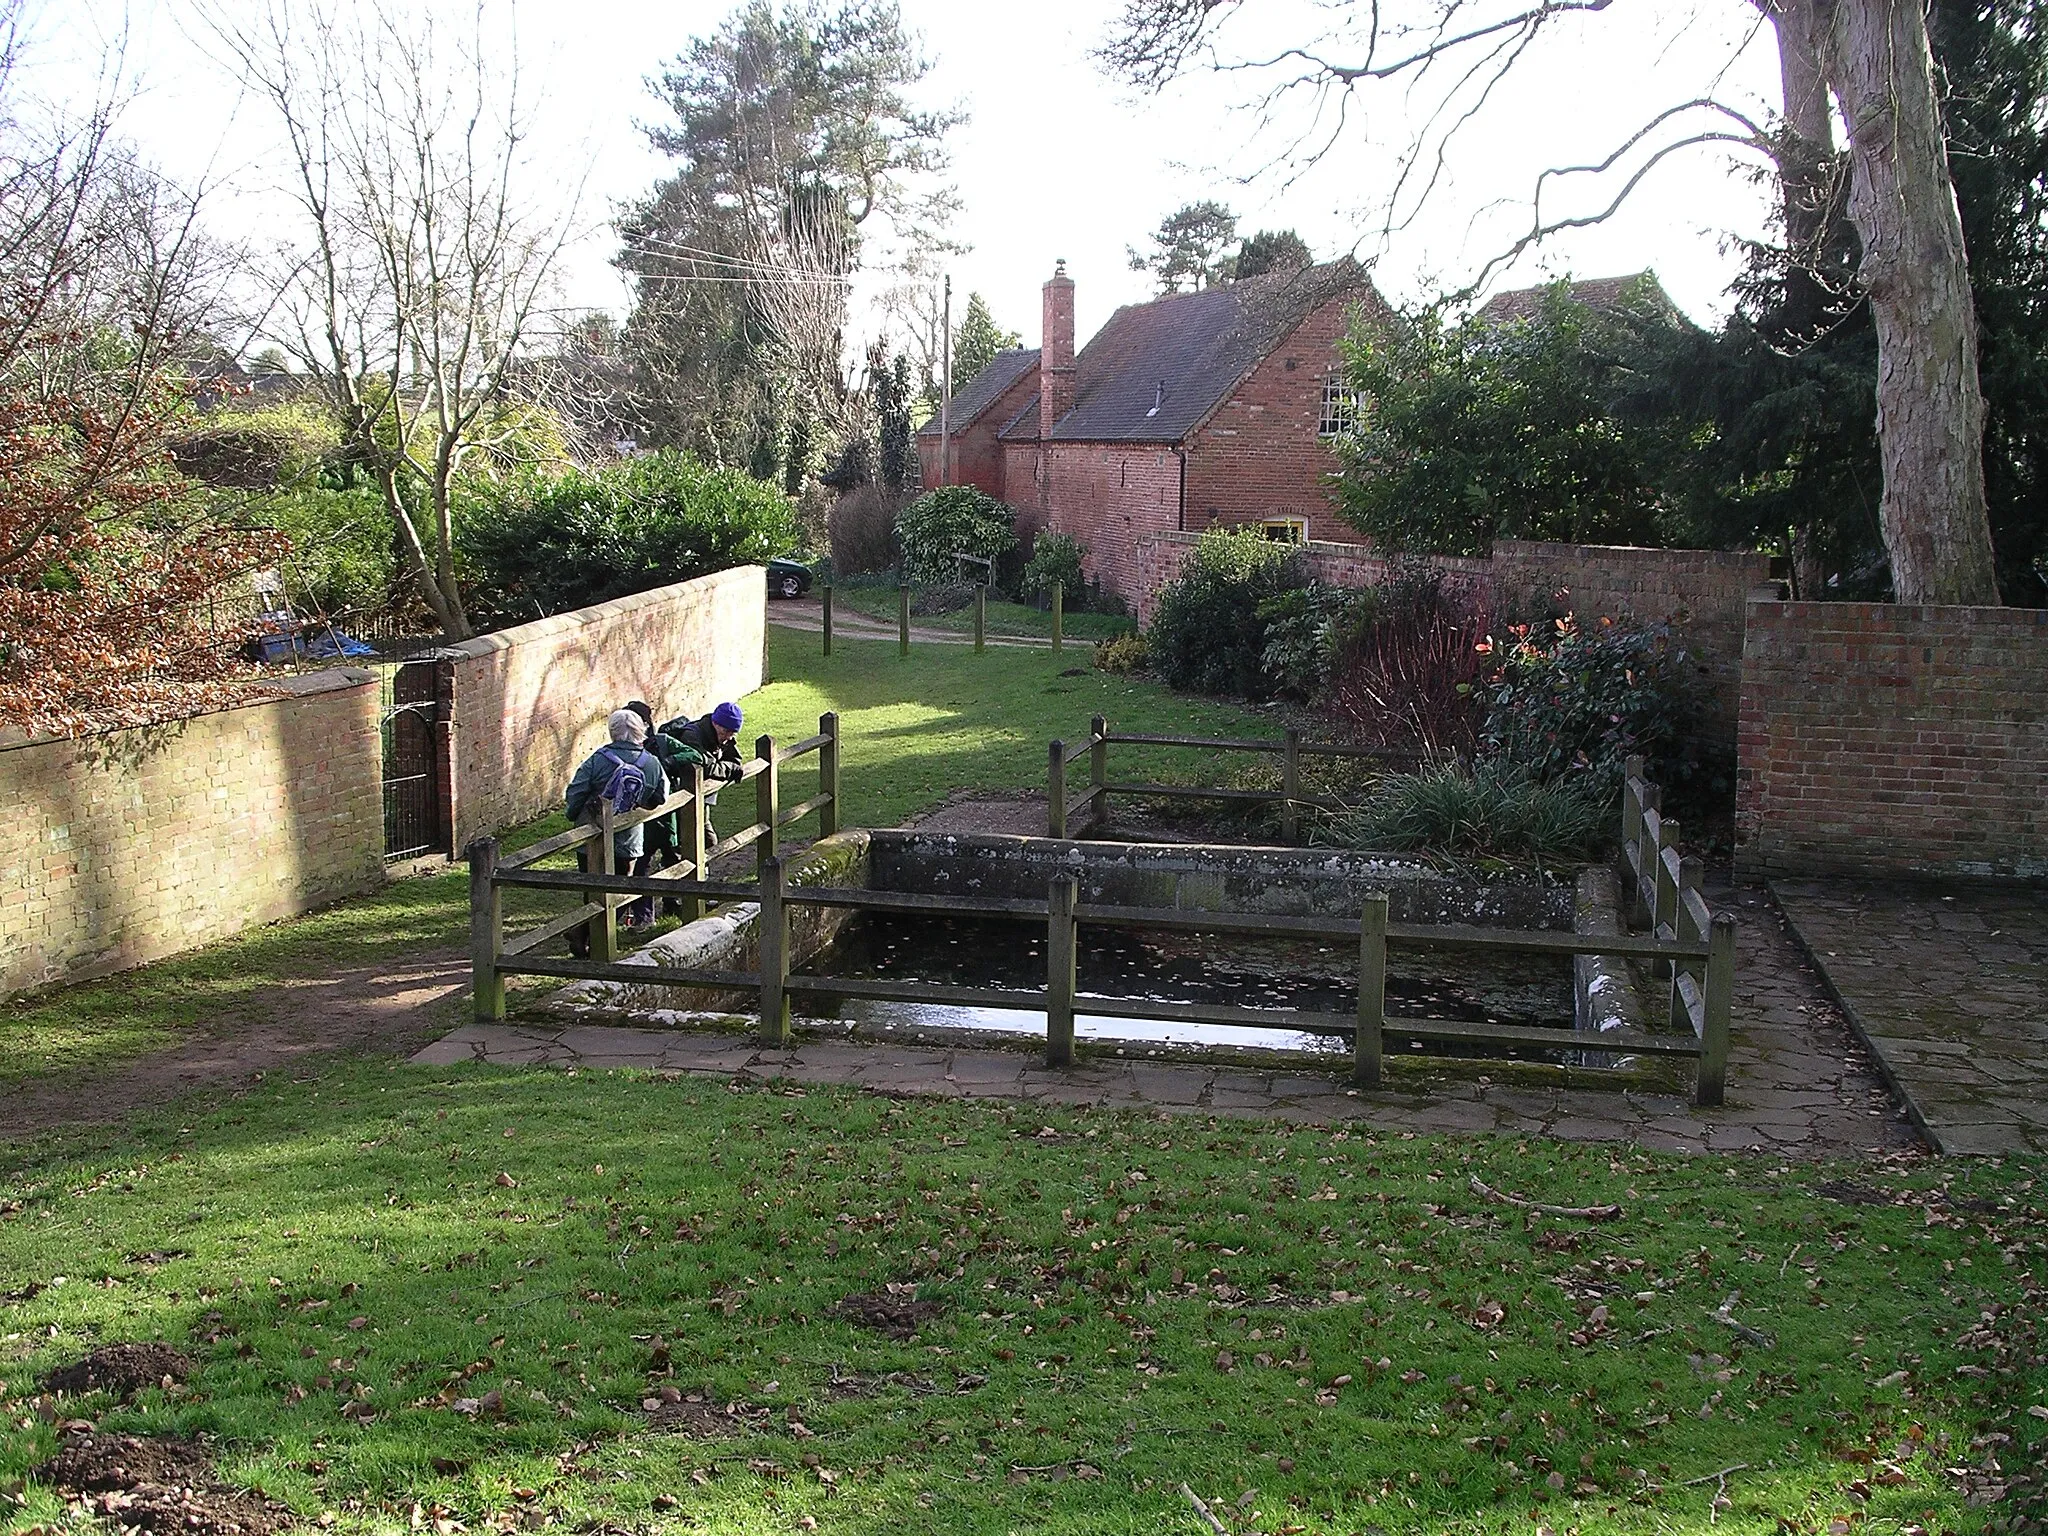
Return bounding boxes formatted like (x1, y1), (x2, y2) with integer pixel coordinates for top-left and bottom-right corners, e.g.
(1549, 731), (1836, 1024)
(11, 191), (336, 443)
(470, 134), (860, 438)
(832, 1283), (944, 1341)
(35, 1431), (293, 1536)
(638, 1387), (772, 1437)
(40, 1343), (194, 1400)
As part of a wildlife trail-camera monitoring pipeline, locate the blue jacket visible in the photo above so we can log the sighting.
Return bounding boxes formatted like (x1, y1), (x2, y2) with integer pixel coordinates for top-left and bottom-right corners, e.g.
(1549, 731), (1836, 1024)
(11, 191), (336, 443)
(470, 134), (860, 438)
(564, 743), (667, 863)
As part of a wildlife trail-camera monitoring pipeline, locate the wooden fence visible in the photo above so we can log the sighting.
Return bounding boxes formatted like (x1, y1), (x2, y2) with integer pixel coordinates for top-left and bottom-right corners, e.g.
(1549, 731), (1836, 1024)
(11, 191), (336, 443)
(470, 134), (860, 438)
(467, 713), (840, 1012)
(1047, 716), (1419, 843)
(819, 580), (1075, 658)
(466, 770), (1736, 1105)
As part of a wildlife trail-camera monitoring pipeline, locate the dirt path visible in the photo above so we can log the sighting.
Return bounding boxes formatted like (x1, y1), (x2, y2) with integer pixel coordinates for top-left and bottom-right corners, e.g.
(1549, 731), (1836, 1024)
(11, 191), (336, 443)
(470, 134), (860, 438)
(2, 948), (468, 1146)
(770, 595), (1063, 649)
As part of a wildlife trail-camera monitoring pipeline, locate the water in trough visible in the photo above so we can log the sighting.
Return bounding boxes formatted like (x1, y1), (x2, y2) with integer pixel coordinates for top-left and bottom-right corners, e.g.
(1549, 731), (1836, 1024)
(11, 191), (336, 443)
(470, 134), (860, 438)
(795, 913), (1577, 1060)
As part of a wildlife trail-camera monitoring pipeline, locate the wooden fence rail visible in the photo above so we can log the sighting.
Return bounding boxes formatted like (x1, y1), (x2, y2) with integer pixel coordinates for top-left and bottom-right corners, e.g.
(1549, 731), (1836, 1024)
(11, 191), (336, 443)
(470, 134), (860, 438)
(470, 713), (840, 994)
(1048, 717), (1421, 844)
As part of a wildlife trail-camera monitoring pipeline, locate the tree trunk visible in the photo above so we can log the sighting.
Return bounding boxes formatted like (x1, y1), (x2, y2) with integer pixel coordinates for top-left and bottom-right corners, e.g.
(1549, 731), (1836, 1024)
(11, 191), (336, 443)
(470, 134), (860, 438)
(1822, 0), (2001, 605)
(378, 466), (472, 639)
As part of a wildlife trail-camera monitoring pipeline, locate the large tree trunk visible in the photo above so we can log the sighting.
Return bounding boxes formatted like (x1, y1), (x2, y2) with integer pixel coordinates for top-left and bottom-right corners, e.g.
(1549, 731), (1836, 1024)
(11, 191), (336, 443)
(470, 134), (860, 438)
(1822, 0), (2001, 605)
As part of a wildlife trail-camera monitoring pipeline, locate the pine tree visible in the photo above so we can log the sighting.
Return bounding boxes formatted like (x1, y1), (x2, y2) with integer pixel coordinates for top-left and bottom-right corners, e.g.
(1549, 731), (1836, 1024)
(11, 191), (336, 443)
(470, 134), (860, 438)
(951, 293), (1021, 388)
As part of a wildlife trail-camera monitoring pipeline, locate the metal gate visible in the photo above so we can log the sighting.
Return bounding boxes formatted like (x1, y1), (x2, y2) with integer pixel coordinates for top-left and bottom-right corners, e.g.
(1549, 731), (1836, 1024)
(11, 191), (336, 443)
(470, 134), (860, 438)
(380, 659), (446, 861)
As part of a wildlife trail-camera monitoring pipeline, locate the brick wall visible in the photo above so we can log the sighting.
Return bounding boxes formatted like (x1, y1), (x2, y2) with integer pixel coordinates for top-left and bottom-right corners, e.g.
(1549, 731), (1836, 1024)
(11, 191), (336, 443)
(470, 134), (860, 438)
(1131, 530), (1493, 627)
(915, 368), (1038, 509)
(1736, 601), (2048, 880)
(0, 669), (385, 996)
(441, 565), (765, 851)
(1182, 291), (1375, 547)
(1045, 446), (1182, 601)
(1493, 541), (1772, 741)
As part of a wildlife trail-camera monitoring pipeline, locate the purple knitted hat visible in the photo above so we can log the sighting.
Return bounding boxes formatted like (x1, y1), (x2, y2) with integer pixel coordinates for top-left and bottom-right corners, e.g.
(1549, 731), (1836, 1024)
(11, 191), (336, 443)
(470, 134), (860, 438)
(711, 701), (744, 732)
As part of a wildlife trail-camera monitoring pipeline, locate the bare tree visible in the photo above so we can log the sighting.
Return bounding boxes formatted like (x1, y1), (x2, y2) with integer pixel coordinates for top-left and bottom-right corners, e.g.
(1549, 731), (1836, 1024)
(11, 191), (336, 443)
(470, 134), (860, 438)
(1101, 0), (2002, 604)
(204, 0), (576, 638)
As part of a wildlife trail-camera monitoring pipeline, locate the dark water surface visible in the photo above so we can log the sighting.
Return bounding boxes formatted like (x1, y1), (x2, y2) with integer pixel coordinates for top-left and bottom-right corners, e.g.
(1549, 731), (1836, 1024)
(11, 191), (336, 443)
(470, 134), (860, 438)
(795, 914), (1575, 1058)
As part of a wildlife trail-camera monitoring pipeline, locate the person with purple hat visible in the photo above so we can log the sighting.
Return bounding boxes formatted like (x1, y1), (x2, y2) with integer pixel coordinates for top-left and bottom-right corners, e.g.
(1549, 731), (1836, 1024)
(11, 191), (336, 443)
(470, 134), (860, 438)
(659, 700), (748, 847)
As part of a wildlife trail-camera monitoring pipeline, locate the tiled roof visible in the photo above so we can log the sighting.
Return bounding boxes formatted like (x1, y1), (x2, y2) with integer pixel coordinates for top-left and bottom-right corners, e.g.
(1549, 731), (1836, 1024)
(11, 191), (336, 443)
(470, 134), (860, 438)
(1474, 272), (1673, 325)
(997, 258), (1379, 445)
(915, 347), (1039, 436)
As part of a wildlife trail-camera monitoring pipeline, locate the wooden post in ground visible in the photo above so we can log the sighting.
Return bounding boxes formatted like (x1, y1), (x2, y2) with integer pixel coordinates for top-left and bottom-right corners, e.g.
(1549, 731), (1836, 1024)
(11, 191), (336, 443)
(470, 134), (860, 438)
(1653, 819), (1680, 940)
(973, 585), (986, 653)
(592, 799), (619, 963)
(818, 712), (841, 837)
(468, 837), (505, 1020)
(1051, 582), (1063, 655)
(1088, 715), (1109, 836)
(1621, 754), (1645, 845)
(682, 765), (708, 923)
(1670, 854), (1706, 1032)
(1355, 892), (1388, 1088)
(756, 735), (779, 877)
(1631, 784), (1662, 928)
(1281, 728), (1302, 844)
(1047, 741), (1067, 838)
(758, 854), (791, 1045)
(1696, 912), (1737, 1107)
(1045, 875), (1079, 1068)
(899, 584), (911, 657)
(822, 584), (833, 657)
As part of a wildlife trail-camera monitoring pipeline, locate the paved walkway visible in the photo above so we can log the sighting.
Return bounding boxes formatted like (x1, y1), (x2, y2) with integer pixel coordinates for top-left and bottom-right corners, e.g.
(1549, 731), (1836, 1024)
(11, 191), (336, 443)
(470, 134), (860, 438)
(418, 888), (1918, 1157)
(1774, 879), (2048, 1157)
(771, 595), (1063, 650)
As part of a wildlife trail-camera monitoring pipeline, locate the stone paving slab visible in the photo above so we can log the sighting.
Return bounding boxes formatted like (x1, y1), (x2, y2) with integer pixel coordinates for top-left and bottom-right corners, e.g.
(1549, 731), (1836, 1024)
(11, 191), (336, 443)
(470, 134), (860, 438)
(1773, 879), (2048, 1157)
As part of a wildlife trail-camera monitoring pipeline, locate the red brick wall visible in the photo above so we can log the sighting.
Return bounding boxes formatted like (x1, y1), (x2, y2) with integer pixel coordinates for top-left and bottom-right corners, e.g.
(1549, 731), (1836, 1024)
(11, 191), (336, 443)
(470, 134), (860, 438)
(916, 369), (1039, 506)
(0, 670), (385, 996)
(1735, 601), (2048, 880)
(1182, 291), (1375, 546)
(1045, 446), (1183, 601)
(442, 566), (766, 851)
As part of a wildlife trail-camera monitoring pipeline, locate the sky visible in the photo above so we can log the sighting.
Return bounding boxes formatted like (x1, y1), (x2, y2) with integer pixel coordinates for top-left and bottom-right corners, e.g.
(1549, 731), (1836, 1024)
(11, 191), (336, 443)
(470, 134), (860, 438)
(20, 0), (1788, 360)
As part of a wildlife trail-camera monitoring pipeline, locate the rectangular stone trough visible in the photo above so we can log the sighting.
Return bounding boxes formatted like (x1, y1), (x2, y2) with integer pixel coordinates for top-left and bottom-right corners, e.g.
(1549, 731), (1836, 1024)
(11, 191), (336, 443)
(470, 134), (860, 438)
(543, 829), (1670, 1071)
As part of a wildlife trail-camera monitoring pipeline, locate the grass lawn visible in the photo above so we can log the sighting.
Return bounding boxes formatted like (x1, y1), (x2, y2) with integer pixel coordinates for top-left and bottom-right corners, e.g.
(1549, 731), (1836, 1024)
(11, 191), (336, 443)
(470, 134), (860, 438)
(0, 630), (1273, 1088)
(2, 1063), (2042, 1536)
(751, 625), (1276, 830)
(827, 584), (1138, 642)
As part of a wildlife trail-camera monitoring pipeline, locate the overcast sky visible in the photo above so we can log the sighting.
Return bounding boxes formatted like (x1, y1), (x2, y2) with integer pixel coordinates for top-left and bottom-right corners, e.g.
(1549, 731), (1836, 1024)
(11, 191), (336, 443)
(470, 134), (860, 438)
(23, 0), (1786, 357)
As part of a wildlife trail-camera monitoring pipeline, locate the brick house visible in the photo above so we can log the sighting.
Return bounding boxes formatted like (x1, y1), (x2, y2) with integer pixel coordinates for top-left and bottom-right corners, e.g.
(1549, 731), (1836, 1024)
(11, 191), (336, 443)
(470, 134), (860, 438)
(917, 259), (1390, 602)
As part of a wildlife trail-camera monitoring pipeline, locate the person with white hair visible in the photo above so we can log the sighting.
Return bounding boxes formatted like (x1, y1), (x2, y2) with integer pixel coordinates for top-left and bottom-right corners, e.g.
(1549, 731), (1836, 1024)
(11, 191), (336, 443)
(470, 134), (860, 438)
(563, 709), (669, 950)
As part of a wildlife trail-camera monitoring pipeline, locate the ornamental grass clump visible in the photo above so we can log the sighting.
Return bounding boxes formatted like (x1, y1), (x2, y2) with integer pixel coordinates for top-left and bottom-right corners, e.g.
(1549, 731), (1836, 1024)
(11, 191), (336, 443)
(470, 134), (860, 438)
(1330, 761), (1609, 862)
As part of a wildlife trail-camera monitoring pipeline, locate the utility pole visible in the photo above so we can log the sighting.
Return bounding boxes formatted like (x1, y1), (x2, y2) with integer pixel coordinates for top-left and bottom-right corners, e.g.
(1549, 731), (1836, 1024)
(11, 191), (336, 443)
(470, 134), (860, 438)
(939, 274), (952, 487)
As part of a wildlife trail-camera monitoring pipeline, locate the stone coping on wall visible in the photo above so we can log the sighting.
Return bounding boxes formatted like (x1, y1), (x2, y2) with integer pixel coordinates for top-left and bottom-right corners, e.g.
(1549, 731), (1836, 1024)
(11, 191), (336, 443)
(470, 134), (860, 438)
(434, 570), (767, 660)
(0, 666), (379, 754)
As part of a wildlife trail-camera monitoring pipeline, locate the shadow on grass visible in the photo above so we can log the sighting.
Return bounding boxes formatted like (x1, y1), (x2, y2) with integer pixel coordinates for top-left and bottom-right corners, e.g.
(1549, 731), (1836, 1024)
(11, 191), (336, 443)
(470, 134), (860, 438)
(0, 1060), (2036, 1536)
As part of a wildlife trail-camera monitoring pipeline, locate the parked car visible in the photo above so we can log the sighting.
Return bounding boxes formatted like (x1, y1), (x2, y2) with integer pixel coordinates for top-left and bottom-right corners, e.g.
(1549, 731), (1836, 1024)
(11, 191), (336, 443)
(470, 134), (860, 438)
(767, 558), (813, 599)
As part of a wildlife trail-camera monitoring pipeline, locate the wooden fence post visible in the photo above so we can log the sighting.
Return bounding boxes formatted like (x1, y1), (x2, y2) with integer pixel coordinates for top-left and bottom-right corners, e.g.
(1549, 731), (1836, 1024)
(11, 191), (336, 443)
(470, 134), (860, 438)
(468, 837), (505, 1020)
(822, 584), (833, 657)
(1050, 582), (1063, 655)
(1046, 875), (1078, 1068)
(1088, 715), (1109, 836)
(1047, 741), (1067, 839)
(681, 764), (708, 923)
(1281, 728), (1302, 844)
(1621, 754), (1645, 846)
(1355, 893), (1388, 1088)
(1631, 784), (1662, 929)
(758, 855), (791, 1045)
(973, 584), (986, 653)
(757, 735), (779, 877)
(818, 712), (841, 837)
(899, 584), (911, 657)
(592, 799), (618, 963)
(1653, 819), (1680, 941)
(1696, 911), (1737, 1107)
(1670, 853), (1705, 1032)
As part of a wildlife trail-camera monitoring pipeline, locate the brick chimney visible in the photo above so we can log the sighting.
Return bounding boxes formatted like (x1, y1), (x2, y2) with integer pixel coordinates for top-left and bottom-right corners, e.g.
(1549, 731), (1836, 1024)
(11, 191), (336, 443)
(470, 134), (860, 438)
(1039, 260), (1075, 439)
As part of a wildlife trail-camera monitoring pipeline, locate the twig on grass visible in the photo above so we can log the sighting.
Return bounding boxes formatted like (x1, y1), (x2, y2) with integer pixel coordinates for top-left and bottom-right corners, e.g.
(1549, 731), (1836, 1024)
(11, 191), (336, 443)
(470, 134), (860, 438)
(1180, 1482), (1232, 1535)
(1779, 1241), (1802, 1279)
(1469, 1174), (1622, 1222)
(1712, 1290), (1776, 1349)
(1681, 1462), (1749, 1523)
